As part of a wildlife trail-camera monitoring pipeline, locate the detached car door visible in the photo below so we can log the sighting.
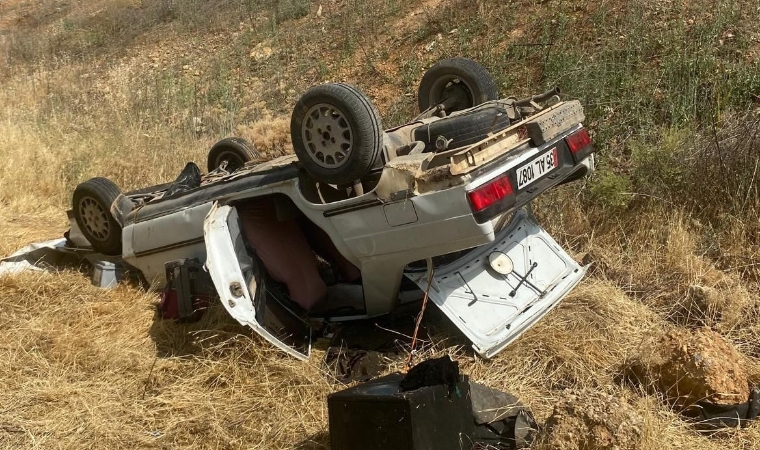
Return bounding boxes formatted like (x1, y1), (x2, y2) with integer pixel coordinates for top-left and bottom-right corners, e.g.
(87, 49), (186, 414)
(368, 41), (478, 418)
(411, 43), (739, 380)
(404, 209), (586, 359)
(203, 203), (311, 360)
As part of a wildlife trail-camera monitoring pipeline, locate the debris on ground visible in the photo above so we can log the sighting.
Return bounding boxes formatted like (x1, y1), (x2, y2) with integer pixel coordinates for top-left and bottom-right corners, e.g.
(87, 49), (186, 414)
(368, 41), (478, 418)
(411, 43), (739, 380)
(0, 238), (135, 288)
(321, 312), (420, 383)
(323, 348), (389, 383)
(539, 389), (644, 450)
(629, 327), (750, 406)
(327, 372), (473, 450)
(399, 355), (459, 395)
(690, 386), (760, 430)
(470, 381), (537, 449)
(327, 357), (537, 450)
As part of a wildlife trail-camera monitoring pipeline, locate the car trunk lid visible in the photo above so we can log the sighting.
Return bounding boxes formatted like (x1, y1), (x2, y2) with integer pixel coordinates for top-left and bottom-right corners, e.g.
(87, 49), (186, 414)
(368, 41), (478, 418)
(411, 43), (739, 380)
(404, 209), (586, 359)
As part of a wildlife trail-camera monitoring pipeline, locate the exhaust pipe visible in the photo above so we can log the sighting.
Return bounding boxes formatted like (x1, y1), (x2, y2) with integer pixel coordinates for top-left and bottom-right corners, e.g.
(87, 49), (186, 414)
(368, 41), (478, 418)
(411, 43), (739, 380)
(514, 87), (561, 107)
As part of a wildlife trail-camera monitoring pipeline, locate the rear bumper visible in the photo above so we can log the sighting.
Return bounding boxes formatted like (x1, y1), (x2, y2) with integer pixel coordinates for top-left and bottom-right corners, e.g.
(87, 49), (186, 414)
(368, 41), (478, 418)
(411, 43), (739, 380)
(467, 130), (595, 223)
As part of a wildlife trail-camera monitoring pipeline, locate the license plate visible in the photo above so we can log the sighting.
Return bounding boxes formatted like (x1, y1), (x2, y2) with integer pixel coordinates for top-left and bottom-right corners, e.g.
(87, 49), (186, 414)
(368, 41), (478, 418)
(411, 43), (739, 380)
(516, 148), (558, 189)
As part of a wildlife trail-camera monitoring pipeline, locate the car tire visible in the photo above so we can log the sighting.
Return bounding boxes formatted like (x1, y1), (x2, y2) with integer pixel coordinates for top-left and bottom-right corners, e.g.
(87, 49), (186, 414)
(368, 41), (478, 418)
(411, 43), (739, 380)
(412, 103), (511, 152)
(72, 177), (126, 256)
(291, 83), (383, 186)
(418, 57), (498, 113)
(207, 137), (259, 172)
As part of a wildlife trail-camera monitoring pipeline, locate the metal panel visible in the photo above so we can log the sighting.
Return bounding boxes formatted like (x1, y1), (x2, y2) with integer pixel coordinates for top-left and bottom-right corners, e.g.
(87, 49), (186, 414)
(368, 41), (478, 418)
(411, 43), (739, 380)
(383, 200), (418, 227)
(405, 209), (586, 358)
(204, 203), (311, 360)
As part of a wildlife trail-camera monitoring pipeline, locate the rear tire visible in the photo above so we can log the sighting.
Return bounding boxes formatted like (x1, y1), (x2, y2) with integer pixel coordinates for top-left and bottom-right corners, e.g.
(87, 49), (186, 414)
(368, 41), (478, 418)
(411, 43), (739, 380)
(418, 57), (498, 113)
(291, 83), (383, 186)
(207, 137), (259, 172)
(412, 103), (511, 152)
(72, 177), (125, 256)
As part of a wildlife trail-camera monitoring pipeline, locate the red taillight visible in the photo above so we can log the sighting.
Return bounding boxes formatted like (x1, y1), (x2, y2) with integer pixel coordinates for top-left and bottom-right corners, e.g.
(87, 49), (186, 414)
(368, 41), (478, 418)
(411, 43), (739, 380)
(565, 127), (592, 154)
(467, 175), (514, 212)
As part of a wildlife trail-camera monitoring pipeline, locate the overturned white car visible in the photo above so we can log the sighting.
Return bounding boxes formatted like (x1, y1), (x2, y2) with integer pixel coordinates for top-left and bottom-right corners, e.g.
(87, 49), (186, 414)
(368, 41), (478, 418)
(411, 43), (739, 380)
(69, 58), (594, 360)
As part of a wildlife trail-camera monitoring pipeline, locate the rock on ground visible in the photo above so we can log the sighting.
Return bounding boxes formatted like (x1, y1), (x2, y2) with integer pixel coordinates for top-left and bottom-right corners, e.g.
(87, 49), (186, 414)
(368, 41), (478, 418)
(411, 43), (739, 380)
(631, 327), (750, 406)
(539, 389), (644, 450)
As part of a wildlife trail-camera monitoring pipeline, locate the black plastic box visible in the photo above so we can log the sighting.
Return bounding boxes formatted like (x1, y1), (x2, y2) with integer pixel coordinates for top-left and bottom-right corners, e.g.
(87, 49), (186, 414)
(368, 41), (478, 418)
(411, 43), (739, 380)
(327, 373), (474, 450)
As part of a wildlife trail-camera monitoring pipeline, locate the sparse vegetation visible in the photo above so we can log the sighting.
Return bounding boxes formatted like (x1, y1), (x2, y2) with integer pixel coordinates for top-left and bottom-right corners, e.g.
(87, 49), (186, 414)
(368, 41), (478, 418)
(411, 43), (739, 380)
(0, 0), (759, 448)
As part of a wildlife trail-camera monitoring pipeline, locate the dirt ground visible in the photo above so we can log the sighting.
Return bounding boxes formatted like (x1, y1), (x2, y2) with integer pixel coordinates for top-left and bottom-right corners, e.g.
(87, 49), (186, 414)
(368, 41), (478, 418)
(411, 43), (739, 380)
(630, 328), (752, 407)
(540, 390), (645, 450)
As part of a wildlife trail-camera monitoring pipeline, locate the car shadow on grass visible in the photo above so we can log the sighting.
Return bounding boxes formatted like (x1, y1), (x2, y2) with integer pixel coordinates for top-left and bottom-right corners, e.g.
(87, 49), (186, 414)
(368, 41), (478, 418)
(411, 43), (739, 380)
(147, 302), (251, 358)
(146, 294), (474, 362)
(292, 430), (331, 449)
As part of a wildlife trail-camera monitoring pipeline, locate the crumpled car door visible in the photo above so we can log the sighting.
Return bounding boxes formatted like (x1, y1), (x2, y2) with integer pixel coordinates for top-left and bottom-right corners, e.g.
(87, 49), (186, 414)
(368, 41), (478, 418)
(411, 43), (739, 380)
(405, 209), (586, 359)
(203, 202), (311, 360)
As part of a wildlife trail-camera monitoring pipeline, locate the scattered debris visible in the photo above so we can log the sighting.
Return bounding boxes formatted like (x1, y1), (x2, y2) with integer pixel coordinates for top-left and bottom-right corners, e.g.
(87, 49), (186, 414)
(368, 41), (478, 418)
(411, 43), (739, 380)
(0, 238), (73, 275)
(328, 372), (473, 450)
(690, 386), (760, 430)
(321, 314), (416, 383)
(323, 349), (387, 383)
(470, 382), (537, 449)
(157, 258), (214, 322)
(327, 361), (537, 450)
(540, 389), (644, 450)
(399, 355), (459, 396)
(0, 238), (134, 288)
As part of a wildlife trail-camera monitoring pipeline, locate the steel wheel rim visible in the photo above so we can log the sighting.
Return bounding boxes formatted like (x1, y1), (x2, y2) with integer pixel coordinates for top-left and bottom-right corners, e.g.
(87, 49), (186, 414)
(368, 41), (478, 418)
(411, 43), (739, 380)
(78, 197), (110, 241)
(301, 103), (354, 169)
(216, 150), (245, 171)
(428, 76), (475, 110)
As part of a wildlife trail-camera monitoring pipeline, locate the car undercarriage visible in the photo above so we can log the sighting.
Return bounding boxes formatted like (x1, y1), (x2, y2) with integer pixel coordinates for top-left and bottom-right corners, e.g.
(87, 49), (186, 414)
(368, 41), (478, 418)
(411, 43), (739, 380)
(67, 57), (596, 359)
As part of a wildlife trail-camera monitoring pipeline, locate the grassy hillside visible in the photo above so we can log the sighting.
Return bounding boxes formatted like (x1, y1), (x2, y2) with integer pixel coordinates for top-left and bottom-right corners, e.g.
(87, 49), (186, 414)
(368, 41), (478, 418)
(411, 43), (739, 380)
(0, 0), (759, 449)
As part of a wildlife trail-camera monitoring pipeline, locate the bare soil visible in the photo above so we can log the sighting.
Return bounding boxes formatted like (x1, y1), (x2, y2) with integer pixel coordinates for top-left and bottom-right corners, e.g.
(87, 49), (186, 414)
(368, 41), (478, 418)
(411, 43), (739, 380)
(630, 328), (752, 406)
(540, 390), (645, 450)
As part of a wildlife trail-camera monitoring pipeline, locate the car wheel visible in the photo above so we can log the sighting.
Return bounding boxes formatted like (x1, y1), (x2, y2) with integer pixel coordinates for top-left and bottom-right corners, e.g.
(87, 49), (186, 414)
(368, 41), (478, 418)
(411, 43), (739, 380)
(72, 177), (126, 256)
(412, 103), (511, 152)
(418, 57), (498, 113)
(291, 83), (383, 186)
(207, 137), (259, 172)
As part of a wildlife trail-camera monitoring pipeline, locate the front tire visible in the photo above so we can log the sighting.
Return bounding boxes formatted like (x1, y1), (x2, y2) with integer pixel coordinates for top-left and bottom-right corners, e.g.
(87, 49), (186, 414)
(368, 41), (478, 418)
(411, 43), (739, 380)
(291, 83), (383, 186)
(207, 137), (259, 172)
(72, 177), (126, 256)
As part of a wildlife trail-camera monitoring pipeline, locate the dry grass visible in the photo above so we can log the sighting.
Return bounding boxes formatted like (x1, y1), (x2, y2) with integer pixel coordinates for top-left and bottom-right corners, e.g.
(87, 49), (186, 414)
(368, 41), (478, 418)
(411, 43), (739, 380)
(1, 0), (759, 448)
(0, 271), (334, 449)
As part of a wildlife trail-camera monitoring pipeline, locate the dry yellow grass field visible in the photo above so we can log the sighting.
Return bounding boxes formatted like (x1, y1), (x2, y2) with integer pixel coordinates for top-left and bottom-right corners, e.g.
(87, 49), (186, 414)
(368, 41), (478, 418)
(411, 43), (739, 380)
(1, 0), (759, 448)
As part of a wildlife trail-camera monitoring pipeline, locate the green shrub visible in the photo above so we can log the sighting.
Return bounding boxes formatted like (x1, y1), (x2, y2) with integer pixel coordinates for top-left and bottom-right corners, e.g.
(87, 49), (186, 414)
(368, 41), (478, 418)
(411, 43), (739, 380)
(589, 170), (632, 210)
(630, 127), (690, 195)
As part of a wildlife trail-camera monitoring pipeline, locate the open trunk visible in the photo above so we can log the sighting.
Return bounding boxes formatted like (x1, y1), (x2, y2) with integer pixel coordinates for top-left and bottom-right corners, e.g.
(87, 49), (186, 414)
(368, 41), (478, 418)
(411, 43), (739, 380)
(404, 209), (586, 358)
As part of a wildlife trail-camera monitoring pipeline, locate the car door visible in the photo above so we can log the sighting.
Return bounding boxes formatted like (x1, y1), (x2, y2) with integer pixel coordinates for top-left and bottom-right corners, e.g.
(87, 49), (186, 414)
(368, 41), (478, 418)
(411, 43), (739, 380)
(203, 202), (311, 360)
(404, 209), (586, 359)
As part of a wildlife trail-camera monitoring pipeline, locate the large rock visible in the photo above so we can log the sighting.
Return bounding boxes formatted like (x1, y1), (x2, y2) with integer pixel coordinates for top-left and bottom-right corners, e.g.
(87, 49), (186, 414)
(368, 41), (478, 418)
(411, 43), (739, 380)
(631, 327), (750, 406)
(540, 390), (644, 450)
